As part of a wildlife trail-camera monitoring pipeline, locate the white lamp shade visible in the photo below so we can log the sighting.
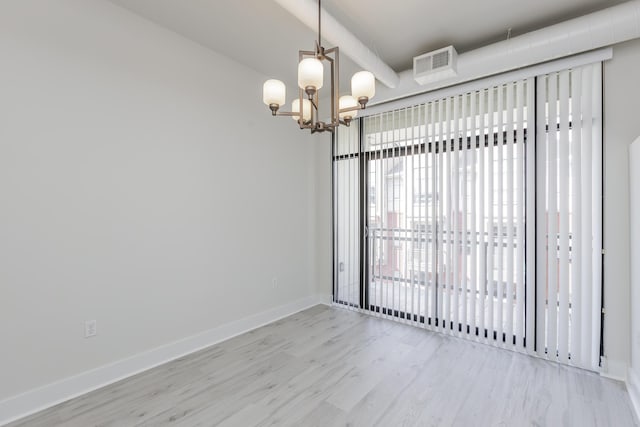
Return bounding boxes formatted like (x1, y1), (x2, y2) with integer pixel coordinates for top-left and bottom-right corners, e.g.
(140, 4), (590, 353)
(351, 71), (375, 100)
(291, 99), (312, 122)
(339, 95), (358, 119)
(263, 79), (286, 106)
(298, 58), (324, 90)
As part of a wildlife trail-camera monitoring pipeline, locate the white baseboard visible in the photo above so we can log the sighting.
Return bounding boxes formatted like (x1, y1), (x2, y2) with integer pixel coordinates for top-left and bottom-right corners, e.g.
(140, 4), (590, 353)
(0, 294), (327, 426)
(628, 368), (640, 424)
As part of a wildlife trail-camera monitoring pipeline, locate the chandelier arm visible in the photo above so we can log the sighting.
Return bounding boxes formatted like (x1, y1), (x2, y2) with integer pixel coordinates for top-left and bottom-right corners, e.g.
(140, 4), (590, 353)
(338, 105), (362, 114)
(316, 91), (321, 127)
(323, 53), (337, 125)
(297, 47), (305, 127)
(309, 93), (315, 127)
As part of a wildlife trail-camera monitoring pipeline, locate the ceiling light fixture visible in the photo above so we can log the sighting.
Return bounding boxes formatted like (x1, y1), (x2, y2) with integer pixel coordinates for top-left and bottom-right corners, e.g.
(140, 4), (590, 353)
(262, 0), (375, 133)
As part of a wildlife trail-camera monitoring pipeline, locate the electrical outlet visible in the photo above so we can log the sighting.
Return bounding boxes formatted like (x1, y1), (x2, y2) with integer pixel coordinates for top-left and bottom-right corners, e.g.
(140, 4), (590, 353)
(84, 320), (97, 338)
(272, 277), (278, 288)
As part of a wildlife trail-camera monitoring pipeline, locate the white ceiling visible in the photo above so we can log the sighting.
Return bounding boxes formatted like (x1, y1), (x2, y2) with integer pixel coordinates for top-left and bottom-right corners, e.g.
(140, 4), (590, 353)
(109, 0), (629, 91)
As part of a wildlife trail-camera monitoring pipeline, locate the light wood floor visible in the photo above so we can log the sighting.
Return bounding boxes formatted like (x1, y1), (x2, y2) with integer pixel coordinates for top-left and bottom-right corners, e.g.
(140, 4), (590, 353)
(8, 305), (638, 427)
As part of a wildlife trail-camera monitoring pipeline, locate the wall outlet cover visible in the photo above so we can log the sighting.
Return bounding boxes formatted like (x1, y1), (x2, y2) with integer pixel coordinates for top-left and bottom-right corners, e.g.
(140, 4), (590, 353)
(84, 320), (97, 338)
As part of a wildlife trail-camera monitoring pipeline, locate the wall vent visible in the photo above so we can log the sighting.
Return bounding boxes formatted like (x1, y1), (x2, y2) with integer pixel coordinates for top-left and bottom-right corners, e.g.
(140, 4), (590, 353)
(413, 46), (458, 85)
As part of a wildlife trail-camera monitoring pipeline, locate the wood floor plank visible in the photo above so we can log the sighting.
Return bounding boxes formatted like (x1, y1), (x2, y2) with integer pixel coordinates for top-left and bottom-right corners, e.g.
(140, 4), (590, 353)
(7, 305), (638, 427)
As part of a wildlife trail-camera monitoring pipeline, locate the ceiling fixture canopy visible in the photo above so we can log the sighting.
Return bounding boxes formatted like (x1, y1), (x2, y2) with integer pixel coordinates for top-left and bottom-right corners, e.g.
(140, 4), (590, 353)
(262, 0), (375, 133)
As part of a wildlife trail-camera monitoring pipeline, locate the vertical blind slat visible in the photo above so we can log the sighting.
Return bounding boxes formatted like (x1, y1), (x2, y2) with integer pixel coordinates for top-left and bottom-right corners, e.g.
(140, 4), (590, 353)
(391, 112), (396, 318)
(461, 93), (469, 334)
(590, 64), (603, 370)
(496, 84), (505, 344)
(570, 69), (583, 366)
(430, 102), (438, 327)
(438, 99), (445, 329)
(506, 82), (515, 346)
(478, 88), (487, 341)
(379, 113), (385, 319)
(547, 72), (559, 359)
(558, 70), (570, 363)
(414, 106), (421, 324)
(526, 77), (536, 354)
(487, 88), (496, 341)
(404, 108), (410, 322)
(581, 66), (593, 358)
(426, 103), (432, 327)
(535, 77), (547, 357)
(515, 79), (525, 347)
(444, 97), (452, 331)
(469, 91), (477, 337)
(452, 95), (460, 333)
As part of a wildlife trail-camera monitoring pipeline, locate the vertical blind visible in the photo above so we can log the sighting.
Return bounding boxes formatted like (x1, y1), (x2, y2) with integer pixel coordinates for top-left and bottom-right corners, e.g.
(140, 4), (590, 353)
(333, 62), (603, 371)
(535, 64), (603, 369)
(360, 79), (534, 349)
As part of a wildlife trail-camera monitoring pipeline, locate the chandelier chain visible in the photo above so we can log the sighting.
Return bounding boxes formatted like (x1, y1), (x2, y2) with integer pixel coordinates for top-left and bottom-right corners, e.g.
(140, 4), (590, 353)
(318, 0), (321, 51)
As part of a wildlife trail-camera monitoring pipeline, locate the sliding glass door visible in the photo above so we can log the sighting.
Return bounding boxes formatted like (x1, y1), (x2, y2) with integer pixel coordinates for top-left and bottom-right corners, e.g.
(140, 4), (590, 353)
(366, 152), (435, 322)
(333, 63), (603, 371)
(361, 94), (528, 344)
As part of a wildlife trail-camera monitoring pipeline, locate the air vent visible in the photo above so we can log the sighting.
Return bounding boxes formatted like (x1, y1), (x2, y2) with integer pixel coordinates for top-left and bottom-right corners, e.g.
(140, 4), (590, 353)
(413, 46), (458, 85)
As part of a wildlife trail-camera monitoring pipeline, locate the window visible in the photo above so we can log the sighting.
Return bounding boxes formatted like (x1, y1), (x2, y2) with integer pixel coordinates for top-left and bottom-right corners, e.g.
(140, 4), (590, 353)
(332, 62), (603, 371)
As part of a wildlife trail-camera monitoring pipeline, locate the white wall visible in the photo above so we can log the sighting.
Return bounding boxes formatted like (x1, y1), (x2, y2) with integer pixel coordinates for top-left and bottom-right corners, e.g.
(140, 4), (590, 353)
(314, 138), (333, 298)
(603, 38), (640, 379)
(0, 0), (319, 404)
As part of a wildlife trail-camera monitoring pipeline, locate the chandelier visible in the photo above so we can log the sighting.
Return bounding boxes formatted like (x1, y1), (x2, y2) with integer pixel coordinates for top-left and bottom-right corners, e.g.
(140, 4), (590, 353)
(262, 0), (376, 133)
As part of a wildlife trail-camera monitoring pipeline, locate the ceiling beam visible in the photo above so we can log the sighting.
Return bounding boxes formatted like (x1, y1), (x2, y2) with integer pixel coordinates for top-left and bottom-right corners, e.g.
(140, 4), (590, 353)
(368, 0), (640, 105)
(273, 0), (400, 89)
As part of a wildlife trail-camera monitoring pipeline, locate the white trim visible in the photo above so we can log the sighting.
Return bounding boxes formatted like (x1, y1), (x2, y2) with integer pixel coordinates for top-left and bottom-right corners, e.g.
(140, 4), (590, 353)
(630, 138), (640, 425)
(360, 48), (612, 118)
(627, 368), (640, 424)
(0, 294), (328, 426)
